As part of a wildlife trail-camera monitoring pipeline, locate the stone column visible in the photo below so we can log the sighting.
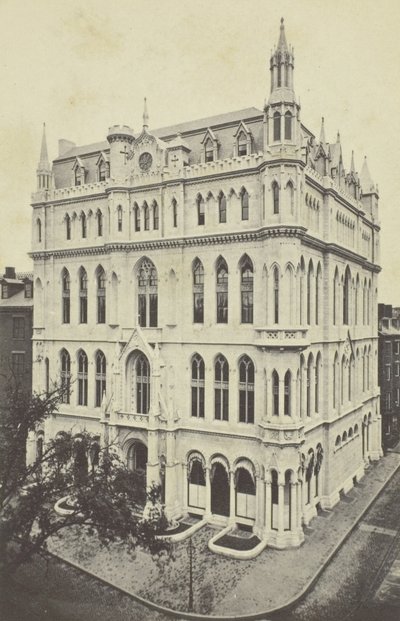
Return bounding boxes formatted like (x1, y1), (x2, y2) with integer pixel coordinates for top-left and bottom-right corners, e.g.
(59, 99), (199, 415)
(205, 466), (211, 518)
(255, 475), (264, 534)
(229, 470), (235, 523)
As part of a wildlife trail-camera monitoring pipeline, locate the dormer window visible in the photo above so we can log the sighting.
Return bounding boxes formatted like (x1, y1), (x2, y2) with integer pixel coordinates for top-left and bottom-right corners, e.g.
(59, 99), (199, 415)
(205, 139), (214, 162)
(73, 158), (85, 186)
(2, 284), (8, 299)
(237, 133), (247, 156)
(233, 121), (252, 157)
(75, 168), (81, 186)
(97, 152), (110, 182)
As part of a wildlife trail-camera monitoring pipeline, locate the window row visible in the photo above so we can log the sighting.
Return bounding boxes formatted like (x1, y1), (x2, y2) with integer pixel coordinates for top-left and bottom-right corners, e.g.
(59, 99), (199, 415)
(333, 267), (373, 326)
(60, 349), (107, 407)
(196, 188), (249, 225)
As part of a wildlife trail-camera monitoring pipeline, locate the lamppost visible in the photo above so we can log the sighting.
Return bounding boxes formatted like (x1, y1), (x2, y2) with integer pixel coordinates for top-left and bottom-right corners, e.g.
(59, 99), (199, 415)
(187, 537), (194, 612)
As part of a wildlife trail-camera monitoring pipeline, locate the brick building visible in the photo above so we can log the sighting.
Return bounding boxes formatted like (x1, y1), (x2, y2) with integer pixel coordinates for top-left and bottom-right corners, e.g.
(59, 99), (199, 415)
(0, 267), (34, 397)
(28, 20), (382, 553)
(378, 304), (400, 448)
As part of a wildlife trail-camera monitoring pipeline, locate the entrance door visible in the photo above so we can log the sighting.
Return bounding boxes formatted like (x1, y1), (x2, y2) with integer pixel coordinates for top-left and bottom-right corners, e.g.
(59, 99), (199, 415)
(211, 463), (229, 517)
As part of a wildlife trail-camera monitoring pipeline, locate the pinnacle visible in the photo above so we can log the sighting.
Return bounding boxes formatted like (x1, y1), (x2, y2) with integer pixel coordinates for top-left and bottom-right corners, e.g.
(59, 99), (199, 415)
(39, 122), (49, 167)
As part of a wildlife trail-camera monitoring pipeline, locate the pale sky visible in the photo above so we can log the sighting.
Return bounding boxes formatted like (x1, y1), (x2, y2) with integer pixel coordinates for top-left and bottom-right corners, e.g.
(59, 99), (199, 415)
(0, 0), (399, 302)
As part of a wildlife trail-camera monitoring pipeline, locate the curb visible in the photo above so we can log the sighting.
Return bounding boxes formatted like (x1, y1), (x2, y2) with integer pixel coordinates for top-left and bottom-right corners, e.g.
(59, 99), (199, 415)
(47, 456), (400, 621)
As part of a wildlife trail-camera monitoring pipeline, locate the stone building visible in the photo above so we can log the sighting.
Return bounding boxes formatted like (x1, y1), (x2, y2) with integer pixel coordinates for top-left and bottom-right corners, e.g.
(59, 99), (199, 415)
(378, 304), (400, 448)
(0, 267), (34, 397)
(29, 20), (381, 550)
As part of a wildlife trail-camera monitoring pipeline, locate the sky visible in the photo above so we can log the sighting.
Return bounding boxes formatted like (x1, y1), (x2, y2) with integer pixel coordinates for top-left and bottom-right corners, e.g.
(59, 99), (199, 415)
(0, 0), (399, 302)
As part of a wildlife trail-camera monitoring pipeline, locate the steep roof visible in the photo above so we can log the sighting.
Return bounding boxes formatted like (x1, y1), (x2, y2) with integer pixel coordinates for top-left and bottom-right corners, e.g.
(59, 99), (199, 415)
(53, 107), (263, 161)
(0, 289), (33, 308)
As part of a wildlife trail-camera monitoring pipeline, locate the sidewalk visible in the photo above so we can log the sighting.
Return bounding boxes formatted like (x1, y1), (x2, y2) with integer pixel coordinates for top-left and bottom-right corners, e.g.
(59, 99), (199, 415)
(49, 453), (400, 617)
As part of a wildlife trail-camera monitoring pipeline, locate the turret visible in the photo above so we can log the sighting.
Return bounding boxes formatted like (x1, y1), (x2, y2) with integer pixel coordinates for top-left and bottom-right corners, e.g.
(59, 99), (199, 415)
(36, 123), (51, 190)
(264, 19), (301, 152)
(360, 156), (379, 219)
(106, 124), (135, 180)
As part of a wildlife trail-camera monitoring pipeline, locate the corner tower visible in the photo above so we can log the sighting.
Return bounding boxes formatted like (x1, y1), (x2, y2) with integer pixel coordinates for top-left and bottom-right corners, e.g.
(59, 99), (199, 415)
(264, 19), (301, 152)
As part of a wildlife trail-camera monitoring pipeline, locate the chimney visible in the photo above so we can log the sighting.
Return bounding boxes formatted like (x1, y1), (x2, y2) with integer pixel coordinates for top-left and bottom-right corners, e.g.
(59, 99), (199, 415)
(4, 266), (16, 279)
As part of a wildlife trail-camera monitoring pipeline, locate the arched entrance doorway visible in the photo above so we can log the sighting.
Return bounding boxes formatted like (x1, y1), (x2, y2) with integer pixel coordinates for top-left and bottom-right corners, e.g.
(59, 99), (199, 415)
(211, 462), (229, 517)
(127, 441), (148, 503)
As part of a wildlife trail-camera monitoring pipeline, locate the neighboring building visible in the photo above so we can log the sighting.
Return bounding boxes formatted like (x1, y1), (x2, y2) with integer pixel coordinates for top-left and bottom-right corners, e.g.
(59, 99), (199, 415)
(378, 304), (400, 448)
(29, 20), (381, 551)
(0, 267), (34, 397)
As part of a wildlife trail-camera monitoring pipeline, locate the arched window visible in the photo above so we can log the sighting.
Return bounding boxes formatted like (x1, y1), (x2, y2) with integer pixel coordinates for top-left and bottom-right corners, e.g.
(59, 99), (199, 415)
(273, 266), (279, 324)
(79, 267), (88, 324)
(273, 112), (281, 141)
(241, 187), (249, 220)
(348, 356), (353, 402)
(306, 356), (312, 417)
(315, 263), (321, 325)
(134, 203), (140, 231)
(36, 434), (44, 461)
(137, 259), (158, 327)
(197, 194), (205, 225)
(216, 257), (228, 323)
(284, 370), (291, 416)
(81, 212), (87, 238)
(98, 160), (107, 181)
(341, 356), (345, 404)
(172, 198), (178, 228)
(193, 259), (204, 323)
(272, 370), (279, 416)
(135, 353), (150, 414)
(236, 467), (256, 519)
(315, 355), (320, 413)
(153, 201), (159, 230)
(271, 469), (278, 529)
(284, 111), (292, 140)
(143, 202), (150, 231)
(97, 210), (103, 236)
(62, 269), (70, 324)
(218, 192), (227, 223)
(97, 267), (106, 323)
(239, 355), (254, 423)
(205, 138), (214, 162)
(66, 214), (71, 240)
(60, 349), (71, 404)
(307, 261), (314, 325)
(335, 435), (341, 447)
(188, 458), (206, 508)
(240, 256), (253, 324)
(333, 352), (338, 409)
(127, 442), (148, 492)
(117, 206), (123, 232)
(191, 354), (205, 418)
(37, 218), (42, 243)
(286, 181), (294, 214)
(77, 350), (88, 406)
(45, 357), (50, 396)
(214, 355), (229, 421)
(237, 131), (248, 156)
(333, 268), (339, 325)
(343, 267), (351, 325)
(95, 351), (106, 407)
(272, 181), (279, 214)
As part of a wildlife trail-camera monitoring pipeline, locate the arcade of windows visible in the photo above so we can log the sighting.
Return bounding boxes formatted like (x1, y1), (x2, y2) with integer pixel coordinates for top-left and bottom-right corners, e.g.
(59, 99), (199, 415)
(196, 188), (249, 226)
(60, 349), (106, 407)
(333, 267), (372, 326)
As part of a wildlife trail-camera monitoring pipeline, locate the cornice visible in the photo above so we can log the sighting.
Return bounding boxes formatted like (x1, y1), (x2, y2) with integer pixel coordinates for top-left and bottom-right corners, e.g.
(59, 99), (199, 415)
(33, 192), (108, 208)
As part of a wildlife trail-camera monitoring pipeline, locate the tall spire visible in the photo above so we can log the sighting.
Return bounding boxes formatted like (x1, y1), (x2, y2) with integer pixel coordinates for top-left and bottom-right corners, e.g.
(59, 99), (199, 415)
(39, 123), (49, 168)
(360, 156), (375, 193)
(277, 17), (289, 52)
(143, 97), (149, 131)
(319, 117), (326, 145)
(350, 150), (355, 174)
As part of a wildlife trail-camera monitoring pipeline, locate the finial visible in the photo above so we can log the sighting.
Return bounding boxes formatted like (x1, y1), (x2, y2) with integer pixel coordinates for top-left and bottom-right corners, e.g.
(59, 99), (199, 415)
(39, 122), (49, 166)
(350, 150), (355, 173)
(281, 17), (284, 25)
(277, 17), (288, 51)
(336, 131), (340, 143)
(319, 117), (326, 145)
(143, 97), (149, 130)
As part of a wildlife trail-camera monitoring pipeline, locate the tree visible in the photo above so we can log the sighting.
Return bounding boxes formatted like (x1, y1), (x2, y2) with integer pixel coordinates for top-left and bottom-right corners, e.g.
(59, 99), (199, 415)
(0, 382), (169, 579)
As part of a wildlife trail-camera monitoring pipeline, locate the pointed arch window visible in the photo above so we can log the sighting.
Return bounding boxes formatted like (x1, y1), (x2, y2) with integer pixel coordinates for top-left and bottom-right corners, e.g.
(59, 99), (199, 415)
(240, 256), (253, 324)
(79, 267), (88, 324)
(97, 267), (106, 324)
(134, 203), (140, 232)
(95, 351), (106, 407)
(284, 370), (291, 416)
(239, 355), (254, 423)
(273, 267), (279, 324)
(197, 194), (205, 226)
(37, 218), (42, 243)
(315, 357), (320, 413)
(62, 269), (70, 324)
(205, 138), (214, 162)
(343, 267), (350, 325)
(272, 181), (280, 214)
(306, 358), (312, 417)
(191, 354), (205, 418)
(97, 210), (103, 237)
(237, 131), (248, 156)
(172, 198), (178, 228)
(215, 355), (229, 421)
(78, 350), (88, 406)
(216, 257), (228, 323)
(193, 259), (204, 323)
(241, 187), (249, 220)
(81, 212), (87, 238)
(273, 111), (281, 141)
(284, 111), (293, 140)
(117, 206), (123, 232)
(60, 350), (71, 404)
(272, 370), (279, 416)
(137, 259), (158, 327)
(316, 264), (321, 325)
(333, 353), (338, 409)
(66, 214), (71, 240)
(286, 181), (294, 214)
(153, 201), (159, 230)
(143, 202), (150, 231)
(218, 192), (227, 224)
(135, 353), (150, 414)
(98, 160), (107, 182)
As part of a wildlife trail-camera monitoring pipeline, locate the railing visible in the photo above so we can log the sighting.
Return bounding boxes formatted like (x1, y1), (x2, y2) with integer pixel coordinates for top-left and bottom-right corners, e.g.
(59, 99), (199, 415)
(181, 152), (264, 179)
(117, 412), (149, 427)
(31, 181), (108, 203)
(254, 327), (309, 349)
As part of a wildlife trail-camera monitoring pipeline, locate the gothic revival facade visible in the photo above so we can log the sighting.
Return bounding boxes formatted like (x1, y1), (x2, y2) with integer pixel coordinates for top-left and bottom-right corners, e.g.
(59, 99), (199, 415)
(29, 20), (381, 550)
